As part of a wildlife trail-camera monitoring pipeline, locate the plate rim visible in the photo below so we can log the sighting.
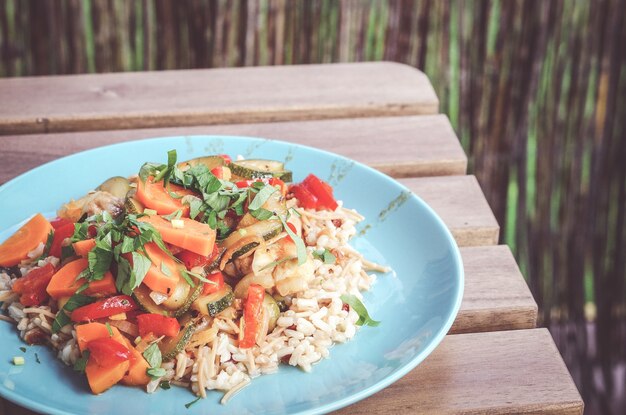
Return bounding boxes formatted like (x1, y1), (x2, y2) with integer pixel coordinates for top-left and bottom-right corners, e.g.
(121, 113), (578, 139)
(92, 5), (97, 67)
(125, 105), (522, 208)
(0, 135), (464, 415)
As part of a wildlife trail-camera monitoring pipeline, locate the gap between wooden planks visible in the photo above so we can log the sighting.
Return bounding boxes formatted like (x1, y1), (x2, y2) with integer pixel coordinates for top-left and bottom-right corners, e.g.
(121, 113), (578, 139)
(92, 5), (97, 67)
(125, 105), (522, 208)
(0, 115), (466, 184)
(0, 62), (439, 135)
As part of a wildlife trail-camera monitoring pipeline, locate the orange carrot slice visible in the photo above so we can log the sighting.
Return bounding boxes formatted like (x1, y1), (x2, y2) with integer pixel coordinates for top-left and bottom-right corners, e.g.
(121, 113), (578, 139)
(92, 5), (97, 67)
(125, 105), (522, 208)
(73, 239), (96, 258)
(135, 177), (196, 215)
(138, 215), (216, 256)
(46, 258), (117, 299)
(76, 322), (127, 352)
(118, 336), (151, 386)
(0, 214), (53, 267)
(85, 358), (130, 395)
(139, 242), (182, 295)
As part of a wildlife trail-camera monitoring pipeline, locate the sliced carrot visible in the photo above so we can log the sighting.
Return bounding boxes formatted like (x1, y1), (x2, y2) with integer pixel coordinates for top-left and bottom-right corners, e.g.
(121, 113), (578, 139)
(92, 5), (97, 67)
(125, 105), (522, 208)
(85, 358), (130, 394)
(75, 322), (127, 352)
(73, 239), (96, 258)
(135, 176), (196, 215)
(119, 337), (151, 386)
(0, 214), (53, 267)
(138, 243), (182, 296)
(46, 258), (117, 299)
(138, 215), (216, 256)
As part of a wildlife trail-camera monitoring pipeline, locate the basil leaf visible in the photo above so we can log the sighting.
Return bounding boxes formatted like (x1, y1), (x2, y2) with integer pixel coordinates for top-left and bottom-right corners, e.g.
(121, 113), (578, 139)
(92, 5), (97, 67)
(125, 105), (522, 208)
(250, 208), (274, 220)
(73, 350), (90, 373)
(278, 215), (306, 266)
(130, 252), (151, 291)
(61, 244), (76, 261)
(163, 210), (183, 221)
(160, 262), (172, 277)
(313, 249), (336, 265)
(142, 343), (162, 368)
(34, 231), (54, 261)
(340, 294), (380, 327)
(120, 236), (135, 254)
(248, 185), (276, 210)
(147, 367), (166, 380)
(52, 311), (71, 334)
(105, 322), (113, 336)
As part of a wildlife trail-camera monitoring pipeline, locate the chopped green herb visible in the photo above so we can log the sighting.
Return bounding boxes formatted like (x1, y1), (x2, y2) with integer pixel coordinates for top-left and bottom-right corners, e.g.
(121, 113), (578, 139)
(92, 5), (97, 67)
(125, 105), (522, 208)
(61, 244), (76, 261)
(313, 249), (336, 265)
(52, 294), (96, 333)
(35, 353), (41, 364)
(250, 207), (275, 220)
(159, 380), (171, 390)
(19, 347), (26, 353)
(160, 261), (172, 277)
(340, 294), (380, 327)
(75, 282), (90, 294)
(278, 214), (306, 265)
(260, 256), (297, 271)
(146, 367), (167, 380)
(163, 209), (183, 222)
(13, 356), (25, 366)
(142, 343), (162, 368)
(73, 350), (90, 373)
(34, 231), (54, 261)
(185, 397), (202, 409)
(248, 185), (276, 210)
(105, 322), (113, 337)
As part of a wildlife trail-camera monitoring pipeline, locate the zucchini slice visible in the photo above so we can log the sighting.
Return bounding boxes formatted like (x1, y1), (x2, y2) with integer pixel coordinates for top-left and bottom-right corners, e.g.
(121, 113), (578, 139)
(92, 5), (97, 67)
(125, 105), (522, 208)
(124, 189), (144, 215)
(192, 284), (234, 317)
(264, 295), (281, 333)
(133, 282), (202, 318)
(178, 155), (225, 172)
(231, 159), (293, 182)
(162, 278), (191, 310)
(221, 219), (283, 261)
(132, 284), (172, 316)
(159, 320), (196, 361)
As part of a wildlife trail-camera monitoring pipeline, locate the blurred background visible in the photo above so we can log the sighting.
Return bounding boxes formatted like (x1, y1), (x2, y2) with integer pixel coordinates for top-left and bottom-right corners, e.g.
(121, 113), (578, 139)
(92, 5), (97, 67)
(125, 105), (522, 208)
(1, 1), (624, 413)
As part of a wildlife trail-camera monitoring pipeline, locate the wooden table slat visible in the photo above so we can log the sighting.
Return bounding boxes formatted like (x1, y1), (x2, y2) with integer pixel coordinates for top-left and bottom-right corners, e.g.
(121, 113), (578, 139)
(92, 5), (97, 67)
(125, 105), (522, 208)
(2, 330), (582, 415)
(0, 114), (467, 185)
(400, 175), (500, 247)
(453, 245), (537, 334)
(336, 329), (583, 415)
(0, 62), (439, 135)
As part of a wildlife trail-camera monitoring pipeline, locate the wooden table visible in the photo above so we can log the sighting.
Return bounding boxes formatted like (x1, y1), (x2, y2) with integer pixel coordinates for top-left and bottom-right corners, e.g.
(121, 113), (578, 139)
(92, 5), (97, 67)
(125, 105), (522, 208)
(0, 62), (583, 414)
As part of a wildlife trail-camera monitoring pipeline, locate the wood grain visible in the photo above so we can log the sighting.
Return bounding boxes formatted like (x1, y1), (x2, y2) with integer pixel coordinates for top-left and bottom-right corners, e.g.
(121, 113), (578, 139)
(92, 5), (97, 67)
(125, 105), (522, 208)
(1, 330), (582, 415)
(400, 175), (500, 246)
(0, 114), (467, 185)
(0, 62), (439, 135)
(452, 245), (537, 334)
(335, 329), (583, 415)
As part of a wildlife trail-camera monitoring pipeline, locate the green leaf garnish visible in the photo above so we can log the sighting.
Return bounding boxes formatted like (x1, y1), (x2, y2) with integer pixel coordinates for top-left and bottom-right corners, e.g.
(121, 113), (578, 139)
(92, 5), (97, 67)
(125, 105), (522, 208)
(340, 294), (380, 327)
(248, 184), (276, 211)
(278, 213), (306, 266)
(73, 350), (90, 373)
(185, 397), (202, 409)
(142, 343), (162, 368)
(147, 367), (166, 380)
(105, 322), (113, 336)
(313, 249), (336, 265)
(52, 294), (96, 333)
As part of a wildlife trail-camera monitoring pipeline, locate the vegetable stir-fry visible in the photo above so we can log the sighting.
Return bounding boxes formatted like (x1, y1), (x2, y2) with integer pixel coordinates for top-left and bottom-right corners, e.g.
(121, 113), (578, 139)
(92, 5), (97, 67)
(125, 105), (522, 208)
(0, 150), (383, 403)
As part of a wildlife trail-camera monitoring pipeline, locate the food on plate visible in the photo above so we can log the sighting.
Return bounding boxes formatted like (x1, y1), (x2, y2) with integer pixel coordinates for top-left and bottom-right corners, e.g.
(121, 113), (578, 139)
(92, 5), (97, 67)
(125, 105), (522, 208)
(0, 150), (388, 405)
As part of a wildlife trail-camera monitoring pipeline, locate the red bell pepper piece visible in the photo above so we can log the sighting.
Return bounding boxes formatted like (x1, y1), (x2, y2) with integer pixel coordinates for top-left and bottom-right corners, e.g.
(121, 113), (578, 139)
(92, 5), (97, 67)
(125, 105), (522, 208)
(136, 313), (180, 337)
(87, 337), (131, 368)
(239, 284), (265, 349)
(289, 184), (318, 210)
(302, 174), (338, 211)
(12, 263), (56, 306)
(49, 221), (75, 258)
(177, 244), (220, 270)
(202, 271), (225, 296)
(217, 154), (232, 165)
(211, 166), (224, 179)
(71, 295), (137, 322)
(50, 217), (73, 230)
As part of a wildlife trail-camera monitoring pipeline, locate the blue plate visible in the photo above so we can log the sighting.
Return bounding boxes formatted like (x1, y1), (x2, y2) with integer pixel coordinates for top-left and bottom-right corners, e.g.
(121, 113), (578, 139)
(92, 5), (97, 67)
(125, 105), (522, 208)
(0, 136), (463, 415)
